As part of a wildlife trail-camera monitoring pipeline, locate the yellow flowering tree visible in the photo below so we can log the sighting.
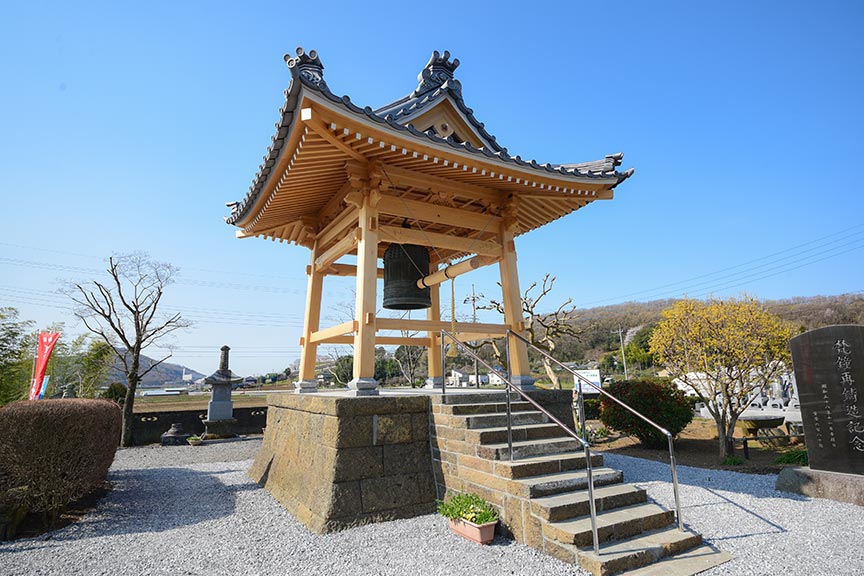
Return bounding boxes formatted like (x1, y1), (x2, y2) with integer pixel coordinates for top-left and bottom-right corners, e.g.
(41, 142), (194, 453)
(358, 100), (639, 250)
(649, 297), (795, 460)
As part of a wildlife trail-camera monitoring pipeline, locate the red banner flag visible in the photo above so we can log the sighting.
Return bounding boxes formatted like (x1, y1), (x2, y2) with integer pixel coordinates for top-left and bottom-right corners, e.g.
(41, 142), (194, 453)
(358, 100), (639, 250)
(28, 331), (61, 400)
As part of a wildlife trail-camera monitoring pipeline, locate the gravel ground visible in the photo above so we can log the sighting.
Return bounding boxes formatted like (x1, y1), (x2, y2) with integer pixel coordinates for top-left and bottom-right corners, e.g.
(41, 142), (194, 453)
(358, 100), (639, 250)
(2, 439), (863, 576)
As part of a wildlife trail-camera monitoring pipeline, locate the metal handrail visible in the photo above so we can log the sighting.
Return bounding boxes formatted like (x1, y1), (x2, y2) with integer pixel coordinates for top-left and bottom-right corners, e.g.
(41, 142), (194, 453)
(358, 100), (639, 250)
(440, 329), (601, 555)
(506, 329), (684, 532)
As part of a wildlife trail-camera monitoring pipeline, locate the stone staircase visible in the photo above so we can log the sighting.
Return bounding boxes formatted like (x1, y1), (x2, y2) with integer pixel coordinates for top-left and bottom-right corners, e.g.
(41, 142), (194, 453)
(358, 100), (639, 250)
(430, 391), (729, 576)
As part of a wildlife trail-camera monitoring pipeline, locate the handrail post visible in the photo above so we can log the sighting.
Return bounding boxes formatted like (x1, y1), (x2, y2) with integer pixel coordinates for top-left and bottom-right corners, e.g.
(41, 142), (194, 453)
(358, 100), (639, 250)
(584, 444), (600, 555)
(668, 433), (683, 531)
(504, 334), (514, 461)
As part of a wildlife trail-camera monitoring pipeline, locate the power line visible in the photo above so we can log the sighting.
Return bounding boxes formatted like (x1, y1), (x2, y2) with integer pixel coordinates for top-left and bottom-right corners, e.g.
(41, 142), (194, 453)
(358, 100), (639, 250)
(574, 223), (864, 307)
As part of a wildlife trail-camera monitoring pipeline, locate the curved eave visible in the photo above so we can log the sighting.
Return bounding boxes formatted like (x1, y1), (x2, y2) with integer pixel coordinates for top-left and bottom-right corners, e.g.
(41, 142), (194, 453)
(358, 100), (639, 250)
(232, 96), (627, 258)
(227, 71), (633, 231)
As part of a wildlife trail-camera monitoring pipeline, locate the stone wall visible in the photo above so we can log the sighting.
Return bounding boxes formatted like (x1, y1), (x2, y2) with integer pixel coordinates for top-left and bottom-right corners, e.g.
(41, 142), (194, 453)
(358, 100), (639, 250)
(131, 406), (267, 446)
(249, 393), (436, 533)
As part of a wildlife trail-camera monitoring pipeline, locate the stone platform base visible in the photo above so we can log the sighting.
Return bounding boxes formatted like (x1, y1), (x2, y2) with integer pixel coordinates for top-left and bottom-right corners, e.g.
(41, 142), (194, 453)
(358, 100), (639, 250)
(248, 393), (436, 533)
(776, 466), (864, 506)
(203, 418), (237, 440)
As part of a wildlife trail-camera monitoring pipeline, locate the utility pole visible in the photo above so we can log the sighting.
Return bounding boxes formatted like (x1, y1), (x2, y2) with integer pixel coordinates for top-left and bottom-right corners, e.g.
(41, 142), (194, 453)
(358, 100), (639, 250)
(612, 326), (629, 381)
(464, 284), (484, 388)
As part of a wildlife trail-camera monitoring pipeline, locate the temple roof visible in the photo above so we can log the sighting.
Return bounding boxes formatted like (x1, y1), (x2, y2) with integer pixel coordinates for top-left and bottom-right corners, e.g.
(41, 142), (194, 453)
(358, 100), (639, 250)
(225, 48), (634, 264)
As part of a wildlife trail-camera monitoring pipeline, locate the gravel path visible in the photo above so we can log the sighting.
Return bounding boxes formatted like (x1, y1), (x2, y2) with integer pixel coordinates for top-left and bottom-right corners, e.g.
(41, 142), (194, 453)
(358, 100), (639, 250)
(2, 439), (863, 576)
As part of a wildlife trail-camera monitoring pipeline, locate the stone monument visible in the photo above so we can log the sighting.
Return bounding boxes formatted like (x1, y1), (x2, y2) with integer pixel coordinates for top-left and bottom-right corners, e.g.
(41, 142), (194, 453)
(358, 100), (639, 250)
(202, 345), (241, 439)
(777, 325), (864, 504)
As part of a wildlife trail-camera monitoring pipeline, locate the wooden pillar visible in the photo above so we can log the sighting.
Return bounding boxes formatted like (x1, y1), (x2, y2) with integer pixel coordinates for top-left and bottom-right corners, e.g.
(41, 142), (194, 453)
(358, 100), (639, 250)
(425, 261), (443, 387)
(297, 241), (324, 393)
(349, 187), (380, 396)
(499, 225), (533, 389)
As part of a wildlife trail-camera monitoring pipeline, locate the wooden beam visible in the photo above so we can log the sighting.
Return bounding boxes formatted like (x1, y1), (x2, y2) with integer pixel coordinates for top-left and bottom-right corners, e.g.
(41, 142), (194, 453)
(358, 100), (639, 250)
(371, 162), (503, 204)
(377, 317), (508, 334)
(318, 181), (354, 224)
(352, 191), (380, 382)
(314, 229), (360, 270)
(310, 320), (357, 344)
(426, 260), (441, 381)
(301, 108), (367, 163)
(299, 242), (324, 381)
(316, 205), (359, 248)
(376, 193), (502, 232)
(322, 335), (432, 346)
(417, 255), (500, 288)
(315, 263), (384, 279)
(379, 225), (501, 257)
(499, 226), (530, 379)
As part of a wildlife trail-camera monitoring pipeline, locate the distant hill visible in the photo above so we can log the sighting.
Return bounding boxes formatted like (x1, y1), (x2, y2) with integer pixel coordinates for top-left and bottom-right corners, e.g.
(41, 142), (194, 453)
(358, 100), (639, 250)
(554, 292), (864, 364)
(107, 353), (205, 388)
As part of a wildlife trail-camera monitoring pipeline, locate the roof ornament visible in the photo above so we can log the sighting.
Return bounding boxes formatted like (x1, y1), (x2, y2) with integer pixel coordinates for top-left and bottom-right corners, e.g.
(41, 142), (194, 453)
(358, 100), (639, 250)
(285, 47), (326, 89)
(414, 50), (461, 96)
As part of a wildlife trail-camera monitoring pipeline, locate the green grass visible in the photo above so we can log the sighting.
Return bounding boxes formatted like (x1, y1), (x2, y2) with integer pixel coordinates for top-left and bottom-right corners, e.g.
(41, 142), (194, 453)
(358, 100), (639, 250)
(774, 449), (808, 465)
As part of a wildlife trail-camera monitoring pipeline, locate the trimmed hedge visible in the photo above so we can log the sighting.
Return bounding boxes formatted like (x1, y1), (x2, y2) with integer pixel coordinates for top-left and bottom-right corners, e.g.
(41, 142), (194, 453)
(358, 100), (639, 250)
(599, 379), (693, 449)
(0, 399), (121, 531)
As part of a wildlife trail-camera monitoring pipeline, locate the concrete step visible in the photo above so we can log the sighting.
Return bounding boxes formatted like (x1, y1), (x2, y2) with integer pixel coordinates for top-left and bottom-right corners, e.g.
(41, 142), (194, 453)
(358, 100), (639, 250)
(440, 401), (535, 416)
(514, 467), (624, 498)
(477, 436), (584, 460)
(463, 410), (548, 429)
(619, 544), (732, 576)
(531, 484), (648, 522)
(577, 527), (703, 576)
(465, 423), (564, 445)
(543, 527), (704, 576)
(543, 503), (675, 548)
(495, 452), (604, 480)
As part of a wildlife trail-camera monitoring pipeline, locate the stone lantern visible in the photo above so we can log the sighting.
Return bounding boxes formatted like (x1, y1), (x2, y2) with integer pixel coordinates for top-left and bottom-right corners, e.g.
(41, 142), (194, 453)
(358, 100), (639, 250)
(202, 345), (241, 439)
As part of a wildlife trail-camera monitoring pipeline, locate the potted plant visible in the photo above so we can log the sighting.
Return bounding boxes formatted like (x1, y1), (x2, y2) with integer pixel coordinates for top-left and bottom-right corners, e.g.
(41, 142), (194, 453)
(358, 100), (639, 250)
(186, 435), (203, 446)
(437, 491), (499, 544)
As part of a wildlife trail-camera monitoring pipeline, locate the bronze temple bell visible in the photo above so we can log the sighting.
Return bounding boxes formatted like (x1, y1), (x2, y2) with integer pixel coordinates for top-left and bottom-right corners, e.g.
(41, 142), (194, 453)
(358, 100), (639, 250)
(383, 242), (431, 310)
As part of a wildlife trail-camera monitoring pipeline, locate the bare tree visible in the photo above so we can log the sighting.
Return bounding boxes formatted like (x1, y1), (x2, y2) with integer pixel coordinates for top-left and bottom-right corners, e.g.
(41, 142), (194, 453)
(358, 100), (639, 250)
(483, 274), (580, 389)
(68, 253), (189, 446)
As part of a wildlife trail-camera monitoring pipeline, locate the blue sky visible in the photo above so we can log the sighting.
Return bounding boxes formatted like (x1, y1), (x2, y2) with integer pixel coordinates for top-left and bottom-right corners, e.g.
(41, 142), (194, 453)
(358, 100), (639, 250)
(2, 1), (862, 376)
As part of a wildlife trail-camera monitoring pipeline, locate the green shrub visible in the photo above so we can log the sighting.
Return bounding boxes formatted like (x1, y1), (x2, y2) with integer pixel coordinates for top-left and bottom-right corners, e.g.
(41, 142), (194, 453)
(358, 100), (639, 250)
(100, 382), (127, 404)
(437, 491), (499, 525)
(774, 449), (808, 465)
(722, 455), (744, 466)
(582, 398), (601, 420)
(599, 379), (693, 449)
(0, 399), (121, 527)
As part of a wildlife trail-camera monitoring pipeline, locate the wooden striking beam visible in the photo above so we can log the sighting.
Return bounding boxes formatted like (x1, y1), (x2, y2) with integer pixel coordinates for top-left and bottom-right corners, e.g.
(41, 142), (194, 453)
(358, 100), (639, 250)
(376, 194), (502, 232)
(314, 229), (360, 270)
(376, 317), (508, 334)
(310, 321), (357, 344)
(301, 108), (367, 163)
(417, 255), (500, 289)
(379, 225), (501, 257)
